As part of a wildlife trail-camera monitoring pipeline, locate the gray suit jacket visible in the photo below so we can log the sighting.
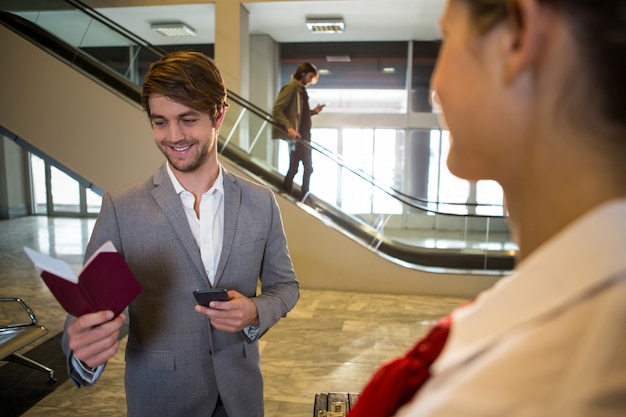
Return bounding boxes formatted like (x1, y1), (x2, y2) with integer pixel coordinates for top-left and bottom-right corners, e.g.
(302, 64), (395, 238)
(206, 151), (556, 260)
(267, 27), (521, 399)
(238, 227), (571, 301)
(63, 163), (299, 417)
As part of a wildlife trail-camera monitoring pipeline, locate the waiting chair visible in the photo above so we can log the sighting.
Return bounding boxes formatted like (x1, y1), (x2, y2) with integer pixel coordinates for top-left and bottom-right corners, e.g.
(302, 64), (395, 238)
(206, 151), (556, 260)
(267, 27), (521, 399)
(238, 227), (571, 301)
(0, 297), (57, 384)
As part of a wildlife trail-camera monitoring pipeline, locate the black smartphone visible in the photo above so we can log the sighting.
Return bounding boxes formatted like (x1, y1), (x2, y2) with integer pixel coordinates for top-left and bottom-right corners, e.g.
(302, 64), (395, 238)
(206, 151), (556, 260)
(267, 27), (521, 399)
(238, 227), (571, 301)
(193, 288), (229, 306)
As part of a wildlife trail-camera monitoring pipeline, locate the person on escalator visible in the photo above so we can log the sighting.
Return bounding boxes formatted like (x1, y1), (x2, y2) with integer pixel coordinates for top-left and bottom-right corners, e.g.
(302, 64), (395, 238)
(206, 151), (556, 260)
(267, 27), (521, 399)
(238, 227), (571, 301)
(272, 62), (325, 201)
(348, 0), (626, 416)
(61, 51), (299, 417)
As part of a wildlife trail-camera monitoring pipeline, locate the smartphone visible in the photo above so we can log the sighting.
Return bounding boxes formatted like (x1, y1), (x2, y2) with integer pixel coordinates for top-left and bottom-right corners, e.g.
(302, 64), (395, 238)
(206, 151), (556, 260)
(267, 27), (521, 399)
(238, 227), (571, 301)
(193, 288), (229, 306)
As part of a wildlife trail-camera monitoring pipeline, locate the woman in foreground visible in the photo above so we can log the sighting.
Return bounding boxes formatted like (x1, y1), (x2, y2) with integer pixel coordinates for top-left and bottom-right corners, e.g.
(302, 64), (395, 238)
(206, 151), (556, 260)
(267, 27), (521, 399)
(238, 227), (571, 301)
(349, 0), (626, 415)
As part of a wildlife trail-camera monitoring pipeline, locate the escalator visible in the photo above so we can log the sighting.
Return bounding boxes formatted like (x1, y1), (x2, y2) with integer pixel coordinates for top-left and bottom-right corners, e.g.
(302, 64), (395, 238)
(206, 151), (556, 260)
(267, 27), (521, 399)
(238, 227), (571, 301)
(0, 3), (515, 297)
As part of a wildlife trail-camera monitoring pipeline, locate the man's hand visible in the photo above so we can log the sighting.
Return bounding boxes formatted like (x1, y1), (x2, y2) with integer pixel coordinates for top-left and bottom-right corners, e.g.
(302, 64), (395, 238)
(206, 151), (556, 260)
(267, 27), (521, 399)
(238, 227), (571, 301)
(313, 103), (326, 114)
(287, 128), (301, 140)
(66, 310), (125, 368)
(194, 290), (259, 332)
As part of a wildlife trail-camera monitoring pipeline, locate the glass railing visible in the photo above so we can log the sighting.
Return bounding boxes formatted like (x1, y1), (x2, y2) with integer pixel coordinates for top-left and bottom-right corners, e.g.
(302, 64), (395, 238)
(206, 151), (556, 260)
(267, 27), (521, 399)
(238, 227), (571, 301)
(0, 0), (518, 273)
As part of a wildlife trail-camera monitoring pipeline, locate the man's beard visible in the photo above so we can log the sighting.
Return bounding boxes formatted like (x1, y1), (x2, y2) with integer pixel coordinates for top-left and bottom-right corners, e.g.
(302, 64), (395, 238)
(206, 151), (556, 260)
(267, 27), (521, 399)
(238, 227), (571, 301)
(163, 140), (210, 173)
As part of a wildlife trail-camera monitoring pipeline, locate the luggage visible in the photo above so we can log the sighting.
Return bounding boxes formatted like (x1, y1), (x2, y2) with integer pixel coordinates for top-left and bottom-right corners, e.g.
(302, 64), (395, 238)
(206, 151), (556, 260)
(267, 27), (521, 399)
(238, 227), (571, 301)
(313, 392), (360, 416)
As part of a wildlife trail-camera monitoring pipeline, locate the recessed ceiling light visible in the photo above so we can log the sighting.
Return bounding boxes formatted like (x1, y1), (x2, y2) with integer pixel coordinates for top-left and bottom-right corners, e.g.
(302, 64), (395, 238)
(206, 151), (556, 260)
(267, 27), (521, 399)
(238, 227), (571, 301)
(151, 22), (196, 37)
(326, 55), (351, 63)
(306, 18), (345, 34)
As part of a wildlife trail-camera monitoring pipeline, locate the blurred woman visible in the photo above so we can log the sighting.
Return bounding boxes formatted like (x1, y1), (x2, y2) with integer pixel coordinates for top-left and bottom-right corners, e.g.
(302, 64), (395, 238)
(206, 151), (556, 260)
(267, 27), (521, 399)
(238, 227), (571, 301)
(349, 0), (626, 415)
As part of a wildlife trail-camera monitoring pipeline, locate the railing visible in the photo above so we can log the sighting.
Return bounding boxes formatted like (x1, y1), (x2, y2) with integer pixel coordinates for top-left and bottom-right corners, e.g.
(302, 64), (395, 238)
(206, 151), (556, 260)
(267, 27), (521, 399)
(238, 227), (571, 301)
(0, 0), (517, 273)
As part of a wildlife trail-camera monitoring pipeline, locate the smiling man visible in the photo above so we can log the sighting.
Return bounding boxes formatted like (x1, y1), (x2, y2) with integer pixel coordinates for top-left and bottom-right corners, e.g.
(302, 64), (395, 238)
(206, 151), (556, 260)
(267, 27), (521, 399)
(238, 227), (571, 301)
(62, 51), (300, 417)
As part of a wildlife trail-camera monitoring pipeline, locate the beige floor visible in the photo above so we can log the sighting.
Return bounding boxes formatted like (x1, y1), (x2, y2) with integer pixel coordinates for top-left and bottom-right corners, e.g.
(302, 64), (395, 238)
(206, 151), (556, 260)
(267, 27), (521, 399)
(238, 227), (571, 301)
(1, 216), (468, 416)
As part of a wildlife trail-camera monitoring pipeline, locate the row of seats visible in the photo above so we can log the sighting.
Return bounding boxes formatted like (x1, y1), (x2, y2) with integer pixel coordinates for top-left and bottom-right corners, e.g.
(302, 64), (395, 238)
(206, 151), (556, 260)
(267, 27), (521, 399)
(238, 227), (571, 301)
(0, 297), (57, 384)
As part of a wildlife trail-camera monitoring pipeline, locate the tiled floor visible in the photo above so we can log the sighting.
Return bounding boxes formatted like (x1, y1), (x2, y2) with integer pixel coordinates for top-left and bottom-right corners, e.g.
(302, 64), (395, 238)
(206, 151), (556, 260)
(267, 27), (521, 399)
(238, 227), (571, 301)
(0, 216), (469, 416)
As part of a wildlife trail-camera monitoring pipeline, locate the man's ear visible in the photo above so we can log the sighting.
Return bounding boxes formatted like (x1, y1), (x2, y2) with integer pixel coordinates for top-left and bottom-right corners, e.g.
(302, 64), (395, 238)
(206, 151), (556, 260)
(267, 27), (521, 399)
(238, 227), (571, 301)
(214, 105), (227, 131)
(503, 0), (552, 84)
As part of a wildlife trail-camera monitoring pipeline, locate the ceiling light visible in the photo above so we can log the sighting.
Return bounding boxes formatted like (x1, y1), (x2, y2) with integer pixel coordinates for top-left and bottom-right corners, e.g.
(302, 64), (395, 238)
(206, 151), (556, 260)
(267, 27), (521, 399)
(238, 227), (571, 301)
(306, 17), (345, 34)
(326, 55), (351, 63)
(151, 22), (196, 37)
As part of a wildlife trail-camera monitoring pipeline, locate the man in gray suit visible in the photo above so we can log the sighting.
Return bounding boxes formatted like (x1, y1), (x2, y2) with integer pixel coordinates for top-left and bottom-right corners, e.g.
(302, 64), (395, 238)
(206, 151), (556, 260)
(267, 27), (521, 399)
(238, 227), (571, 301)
(62, 51), (300, 417)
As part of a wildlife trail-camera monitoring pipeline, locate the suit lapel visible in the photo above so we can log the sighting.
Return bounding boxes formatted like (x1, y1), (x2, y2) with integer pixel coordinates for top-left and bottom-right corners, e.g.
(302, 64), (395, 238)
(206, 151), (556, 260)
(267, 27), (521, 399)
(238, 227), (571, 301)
(214, 170), (240, 287)
(151, 164), (207, 281)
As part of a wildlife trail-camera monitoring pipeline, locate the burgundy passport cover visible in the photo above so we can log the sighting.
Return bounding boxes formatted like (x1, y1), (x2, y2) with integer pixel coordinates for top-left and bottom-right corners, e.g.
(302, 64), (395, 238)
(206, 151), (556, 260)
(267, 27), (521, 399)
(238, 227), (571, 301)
(40, 251), (142, 317)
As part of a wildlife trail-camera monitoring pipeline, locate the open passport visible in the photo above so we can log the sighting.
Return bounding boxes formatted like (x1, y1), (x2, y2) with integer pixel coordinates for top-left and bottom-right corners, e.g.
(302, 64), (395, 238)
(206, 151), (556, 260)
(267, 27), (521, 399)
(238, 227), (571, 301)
(23, 241), (142, 317)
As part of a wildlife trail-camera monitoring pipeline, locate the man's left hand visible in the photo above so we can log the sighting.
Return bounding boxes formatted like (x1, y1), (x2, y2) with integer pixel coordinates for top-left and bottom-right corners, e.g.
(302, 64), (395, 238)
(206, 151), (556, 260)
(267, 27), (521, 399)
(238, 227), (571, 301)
(194, 290), (259, 332)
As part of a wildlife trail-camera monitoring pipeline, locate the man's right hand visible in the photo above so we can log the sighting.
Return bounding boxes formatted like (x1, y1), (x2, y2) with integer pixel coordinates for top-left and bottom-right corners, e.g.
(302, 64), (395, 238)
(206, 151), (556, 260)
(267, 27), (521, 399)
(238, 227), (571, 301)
(287, 128), (301, 140)
(67, 310), (125, 368)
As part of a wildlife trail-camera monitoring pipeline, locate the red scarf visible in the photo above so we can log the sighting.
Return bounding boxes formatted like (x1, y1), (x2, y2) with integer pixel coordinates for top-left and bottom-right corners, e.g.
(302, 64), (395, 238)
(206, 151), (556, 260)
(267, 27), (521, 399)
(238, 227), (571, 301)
(347, 314), (451, 417)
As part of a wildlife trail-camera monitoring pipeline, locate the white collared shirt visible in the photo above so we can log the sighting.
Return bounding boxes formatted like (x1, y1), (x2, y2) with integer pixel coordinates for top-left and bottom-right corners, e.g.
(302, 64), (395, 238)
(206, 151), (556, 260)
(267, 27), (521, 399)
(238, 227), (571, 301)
(396, 198), (626, 416)
(167, 163), (224, 286)
(167, 164), (260, 341)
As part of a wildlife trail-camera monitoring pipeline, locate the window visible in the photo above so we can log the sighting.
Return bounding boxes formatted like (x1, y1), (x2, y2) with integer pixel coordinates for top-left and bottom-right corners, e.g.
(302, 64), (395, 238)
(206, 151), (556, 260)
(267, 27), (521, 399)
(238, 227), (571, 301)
(427, 130), (504, 215)
(278, 127), (504, 216)
(29, 153), (101, 217)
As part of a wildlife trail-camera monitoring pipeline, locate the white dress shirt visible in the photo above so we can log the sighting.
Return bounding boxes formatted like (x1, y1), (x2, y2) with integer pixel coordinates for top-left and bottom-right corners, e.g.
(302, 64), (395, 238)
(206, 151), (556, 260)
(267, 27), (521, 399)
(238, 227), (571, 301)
(167, 163), (224, 286)
(396, 198), (626, 416)
(167, 163), (259, 340)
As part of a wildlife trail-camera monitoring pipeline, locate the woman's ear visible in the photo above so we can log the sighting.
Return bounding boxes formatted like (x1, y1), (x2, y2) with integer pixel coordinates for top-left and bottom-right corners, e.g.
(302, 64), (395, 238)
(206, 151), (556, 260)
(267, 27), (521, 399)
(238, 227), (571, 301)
(503, 0), (553, 85)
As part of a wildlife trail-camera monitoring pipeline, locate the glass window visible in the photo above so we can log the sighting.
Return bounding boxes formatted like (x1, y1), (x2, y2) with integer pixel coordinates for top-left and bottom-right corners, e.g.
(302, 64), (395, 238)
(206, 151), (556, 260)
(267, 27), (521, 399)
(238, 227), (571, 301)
(373, 129), (403, 214)
(30, 154), (47, 215)
(28, 152), (101, 217)
(87, 188), (103, 214)
(341, 128), (374, 213)
(427, 129), (505, 215)
(306, 128), (404, 214)
(310, 129), (339, 204)
(51, 166), (80, 213)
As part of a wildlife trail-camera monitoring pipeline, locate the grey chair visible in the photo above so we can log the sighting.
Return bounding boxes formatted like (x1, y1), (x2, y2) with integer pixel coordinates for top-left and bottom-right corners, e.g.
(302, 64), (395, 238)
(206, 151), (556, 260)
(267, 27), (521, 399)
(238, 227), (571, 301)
(0, 297), (57, 384)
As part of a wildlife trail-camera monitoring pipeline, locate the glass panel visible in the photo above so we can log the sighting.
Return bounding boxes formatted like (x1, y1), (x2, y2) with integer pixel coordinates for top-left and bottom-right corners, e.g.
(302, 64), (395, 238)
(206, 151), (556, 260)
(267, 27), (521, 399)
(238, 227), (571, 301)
(436, 131), (469, 209)
(86, 187), (102, 214)
(30, 153), (47, 215)
(8, 1), (163, 90)
(373, 129), (402, 214)
(340, 165), (372, 214)
(310, 129), (338, 204)
(50, 166), (80, 213)
(477, 180), (505, 212)
(19, 9), (95, 47)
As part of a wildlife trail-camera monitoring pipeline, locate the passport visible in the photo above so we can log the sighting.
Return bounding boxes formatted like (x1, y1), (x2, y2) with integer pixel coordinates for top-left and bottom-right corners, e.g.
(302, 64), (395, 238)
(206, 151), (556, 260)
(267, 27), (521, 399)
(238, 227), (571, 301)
(23, 241), (142, 317)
